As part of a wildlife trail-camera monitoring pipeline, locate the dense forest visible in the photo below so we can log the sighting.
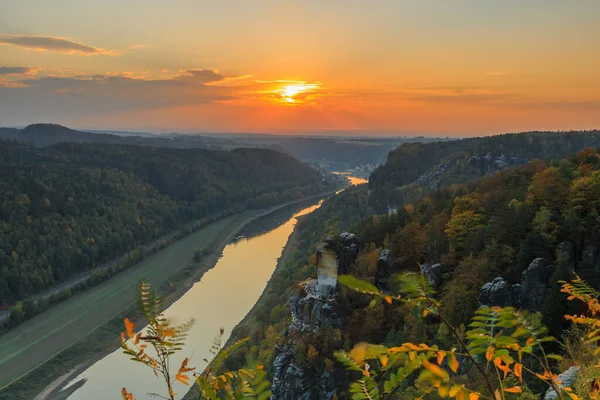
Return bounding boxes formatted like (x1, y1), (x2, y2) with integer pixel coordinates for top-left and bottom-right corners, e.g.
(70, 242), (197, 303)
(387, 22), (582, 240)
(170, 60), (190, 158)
(219, 134), (600, 398)
(369, 130), (600, 212)
(0, 140), (329, 305)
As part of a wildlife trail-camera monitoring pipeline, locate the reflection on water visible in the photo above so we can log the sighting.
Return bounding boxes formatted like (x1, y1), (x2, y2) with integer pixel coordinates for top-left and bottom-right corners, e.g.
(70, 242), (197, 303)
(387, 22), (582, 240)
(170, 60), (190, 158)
(332, 171), (368, 186)
(61, 200), (324, 400)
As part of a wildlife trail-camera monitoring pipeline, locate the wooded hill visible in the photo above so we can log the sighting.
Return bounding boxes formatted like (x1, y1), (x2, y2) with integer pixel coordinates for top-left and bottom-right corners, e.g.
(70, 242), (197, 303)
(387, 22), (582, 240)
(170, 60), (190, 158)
(369, 130), (600, 213)
(0, 140), (328, 305)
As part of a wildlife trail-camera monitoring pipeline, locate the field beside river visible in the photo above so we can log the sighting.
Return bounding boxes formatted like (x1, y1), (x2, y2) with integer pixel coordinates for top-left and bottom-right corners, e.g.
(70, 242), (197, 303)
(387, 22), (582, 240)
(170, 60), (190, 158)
(0, 192), (335, 400)
(0, 214), (241, 396)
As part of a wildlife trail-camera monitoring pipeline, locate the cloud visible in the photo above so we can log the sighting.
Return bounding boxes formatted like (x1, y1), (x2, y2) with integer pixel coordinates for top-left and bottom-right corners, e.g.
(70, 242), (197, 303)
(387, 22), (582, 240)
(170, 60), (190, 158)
(0, 66), (37, 75)
(0, 34), (117, 55)
(0, 69), (240, 116)
(180, 69), (227, 83)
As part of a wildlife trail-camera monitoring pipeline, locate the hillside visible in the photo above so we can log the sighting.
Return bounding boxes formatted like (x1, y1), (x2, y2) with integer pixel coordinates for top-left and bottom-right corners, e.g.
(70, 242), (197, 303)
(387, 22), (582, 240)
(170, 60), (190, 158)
(0, 140), (329, 307)
(218, 143), (600, 398)
(368, 130), (600, 213)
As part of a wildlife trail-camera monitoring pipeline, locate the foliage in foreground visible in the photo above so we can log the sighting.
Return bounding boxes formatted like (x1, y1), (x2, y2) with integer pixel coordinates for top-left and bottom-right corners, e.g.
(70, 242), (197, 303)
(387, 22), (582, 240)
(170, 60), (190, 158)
(120, 282), (271, 400)
(337, 272), (600, 400)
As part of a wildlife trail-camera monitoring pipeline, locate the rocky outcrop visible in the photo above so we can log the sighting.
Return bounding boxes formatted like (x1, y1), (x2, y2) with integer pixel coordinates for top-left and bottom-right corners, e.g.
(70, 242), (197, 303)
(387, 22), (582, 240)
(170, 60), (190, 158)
(478, 258), (555, 311)
(421, 263), (443, 289)
(412, 153), (529, 191)
(288, 280), (341, 332)
(375, 250), (395, 289)
(519, 258), (553, 310)
(467, 153), (528, 176)
(271, 350), (312, 400)
(272, 279), (342, 399)
(272, 232), (359, 399)
(478, 277), (522, 307)
(338, 232), (359, 275)
(544, 366), (580, 400)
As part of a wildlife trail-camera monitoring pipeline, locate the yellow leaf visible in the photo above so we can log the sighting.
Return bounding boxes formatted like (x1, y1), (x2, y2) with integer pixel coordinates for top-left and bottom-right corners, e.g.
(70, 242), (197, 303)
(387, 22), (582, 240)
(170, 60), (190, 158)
(175, 373), (191, 385)
(449, 353), (459, 373)
(423, 360), (449, 381)
(526, 337), (535, 345)
(494, 389), (501, 400)
(439, 385), (449, 397)
(449, 384), (461, 397)
(349, 343), (367, 363)
(514, 363), (523, 383)
(485, 346), (495, 361)
(437, 351), (446, 365)
(504, 386), (522, 393)
(379, 355), (389, 367)
(469, 393), (480, 400)
(124, 318), (135, 339)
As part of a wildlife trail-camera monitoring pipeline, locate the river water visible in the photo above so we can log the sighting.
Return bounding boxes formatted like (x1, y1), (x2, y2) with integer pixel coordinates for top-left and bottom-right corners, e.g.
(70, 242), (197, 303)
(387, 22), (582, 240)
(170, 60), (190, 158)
(60, 200), (323, 399)
(59, 177), (367, 399)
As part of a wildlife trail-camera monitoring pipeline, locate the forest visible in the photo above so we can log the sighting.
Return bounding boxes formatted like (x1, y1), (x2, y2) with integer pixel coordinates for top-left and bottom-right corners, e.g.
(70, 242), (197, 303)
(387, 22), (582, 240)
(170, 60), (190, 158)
(215, 137), (600, 399)
(369, 130), (600, 213)
(0, 140), (328, 305)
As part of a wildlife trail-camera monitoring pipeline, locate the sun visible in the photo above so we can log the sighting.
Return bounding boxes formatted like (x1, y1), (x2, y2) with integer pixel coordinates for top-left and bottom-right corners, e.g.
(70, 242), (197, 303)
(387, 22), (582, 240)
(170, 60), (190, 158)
(274, 83), (320, 104)
(284, 84), (304, 98)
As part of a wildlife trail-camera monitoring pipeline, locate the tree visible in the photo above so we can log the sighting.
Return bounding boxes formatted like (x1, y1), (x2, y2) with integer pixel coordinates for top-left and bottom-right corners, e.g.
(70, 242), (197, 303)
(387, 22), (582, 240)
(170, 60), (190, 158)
(120, 282), (271, 400)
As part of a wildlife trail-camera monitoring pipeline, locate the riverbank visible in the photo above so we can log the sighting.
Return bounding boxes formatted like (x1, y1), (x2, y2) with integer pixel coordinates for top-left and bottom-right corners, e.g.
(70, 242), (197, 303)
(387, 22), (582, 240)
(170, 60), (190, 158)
(0, 191), (335, 400)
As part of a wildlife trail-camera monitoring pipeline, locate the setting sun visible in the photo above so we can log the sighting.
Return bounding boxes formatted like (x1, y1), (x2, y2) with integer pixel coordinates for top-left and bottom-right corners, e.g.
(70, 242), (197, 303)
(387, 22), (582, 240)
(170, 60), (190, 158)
(274, 83), (320, 105)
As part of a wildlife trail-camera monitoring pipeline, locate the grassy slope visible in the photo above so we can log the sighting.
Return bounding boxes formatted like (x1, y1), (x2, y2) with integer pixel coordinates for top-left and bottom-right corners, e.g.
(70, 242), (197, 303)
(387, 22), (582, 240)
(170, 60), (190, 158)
(0, 215), (236, 389)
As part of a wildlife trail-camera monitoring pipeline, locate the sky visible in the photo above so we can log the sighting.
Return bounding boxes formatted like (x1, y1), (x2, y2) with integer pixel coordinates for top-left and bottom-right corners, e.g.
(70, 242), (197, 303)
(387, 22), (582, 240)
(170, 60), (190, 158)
(0, 0), (599, 136)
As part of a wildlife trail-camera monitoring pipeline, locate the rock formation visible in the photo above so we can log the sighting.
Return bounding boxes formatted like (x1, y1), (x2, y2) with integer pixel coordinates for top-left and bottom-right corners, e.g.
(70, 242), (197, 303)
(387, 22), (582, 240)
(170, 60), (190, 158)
(271, 232), (358, 399)
(375, 250), (394, 289)
(478, 257), (556, 311)
(421, 263), (443, 289)
(338, 232), (359, 275)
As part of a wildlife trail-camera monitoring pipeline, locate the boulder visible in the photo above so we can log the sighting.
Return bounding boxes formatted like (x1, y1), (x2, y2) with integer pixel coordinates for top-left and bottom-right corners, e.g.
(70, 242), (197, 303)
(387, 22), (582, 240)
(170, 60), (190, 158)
(544, 366), (580, 400)
(479, 277), (513, 307)
(421, 263), (442, 289)
(520, 258), (553, 311)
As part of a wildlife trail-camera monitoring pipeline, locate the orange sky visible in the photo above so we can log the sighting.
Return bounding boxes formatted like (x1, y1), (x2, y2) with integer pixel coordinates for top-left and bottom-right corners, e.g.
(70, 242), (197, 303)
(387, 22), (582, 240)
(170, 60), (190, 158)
(0, 1), (599, 135)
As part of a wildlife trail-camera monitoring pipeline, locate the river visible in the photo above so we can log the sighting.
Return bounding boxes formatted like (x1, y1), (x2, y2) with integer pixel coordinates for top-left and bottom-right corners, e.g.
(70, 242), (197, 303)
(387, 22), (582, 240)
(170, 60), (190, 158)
(57, 200), (322, 399)
(55, 178), (366, 399)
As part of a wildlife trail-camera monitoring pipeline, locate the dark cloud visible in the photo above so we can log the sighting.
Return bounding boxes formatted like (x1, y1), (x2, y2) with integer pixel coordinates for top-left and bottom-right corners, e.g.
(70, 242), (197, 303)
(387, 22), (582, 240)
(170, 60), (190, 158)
(0, 66), (36, 75)
(0, 71), (238, 118)
(182, 69), (226, 83)
(0, 34), (116, 55)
